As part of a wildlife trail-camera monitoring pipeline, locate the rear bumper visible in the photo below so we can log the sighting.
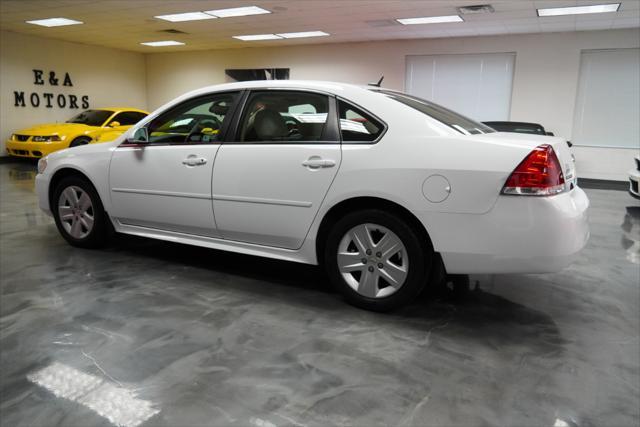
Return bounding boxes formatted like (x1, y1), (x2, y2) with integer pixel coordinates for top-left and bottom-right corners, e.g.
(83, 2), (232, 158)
(426, 187), (590, 274)
(6, 140), (66, 158)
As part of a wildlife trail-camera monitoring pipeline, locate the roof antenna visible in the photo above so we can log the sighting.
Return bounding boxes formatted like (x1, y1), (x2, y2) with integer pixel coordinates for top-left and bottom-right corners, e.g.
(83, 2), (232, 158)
(368, 75), (384, 87)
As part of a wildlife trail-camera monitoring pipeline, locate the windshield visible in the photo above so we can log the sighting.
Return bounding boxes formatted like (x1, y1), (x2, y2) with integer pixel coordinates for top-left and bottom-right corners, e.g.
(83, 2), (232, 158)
(66, 110), (113, 126)
(373, 90), (495, 135)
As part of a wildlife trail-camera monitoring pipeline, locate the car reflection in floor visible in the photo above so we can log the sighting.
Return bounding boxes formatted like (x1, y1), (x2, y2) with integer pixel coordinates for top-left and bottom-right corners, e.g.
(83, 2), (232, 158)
(622, 206), (640, 264)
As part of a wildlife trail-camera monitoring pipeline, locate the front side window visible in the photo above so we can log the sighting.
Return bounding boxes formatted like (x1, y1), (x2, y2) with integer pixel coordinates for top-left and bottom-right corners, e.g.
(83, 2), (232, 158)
(338, 100), (384, 142)
(238, 91), (332, 143)
(376, 90), (495, 135)
(66, 110), (113, 127)
(145, 93), (238, 144)
(109, 111), (147, 126)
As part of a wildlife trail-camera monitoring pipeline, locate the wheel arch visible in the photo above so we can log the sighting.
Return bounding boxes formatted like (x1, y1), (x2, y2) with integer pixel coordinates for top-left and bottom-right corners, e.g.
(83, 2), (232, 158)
(48, 167), (97, 213)
(315, 196), (435, 266)
(70, 134), (92, 147)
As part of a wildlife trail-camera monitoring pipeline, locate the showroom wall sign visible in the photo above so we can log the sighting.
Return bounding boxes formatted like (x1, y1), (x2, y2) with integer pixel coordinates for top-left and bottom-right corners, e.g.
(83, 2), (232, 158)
(13, 69), (89, 109)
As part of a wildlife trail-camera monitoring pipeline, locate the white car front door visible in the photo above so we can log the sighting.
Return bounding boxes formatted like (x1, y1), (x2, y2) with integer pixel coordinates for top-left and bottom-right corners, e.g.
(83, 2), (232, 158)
(212, 90), (341, 249)
(109, 92), (241, 237)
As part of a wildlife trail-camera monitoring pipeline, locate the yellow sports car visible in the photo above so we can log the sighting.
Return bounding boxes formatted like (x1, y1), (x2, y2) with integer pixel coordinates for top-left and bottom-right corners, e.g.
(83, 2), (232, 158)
(5, 107), (148, 158)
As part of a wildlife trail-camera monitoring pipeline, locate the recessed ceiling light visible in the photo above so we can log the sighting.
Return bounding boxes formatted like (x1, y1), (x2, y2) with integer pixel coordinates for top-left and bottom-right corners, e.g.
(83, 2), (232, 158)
(154, 12), (217, 22)
(205, 6), (270, 18)
(277, 31), (330, 39)
(140, 40), (185, 47)
(396, 15), (464, 25)
(233, 34), (283, 41)
(537, 3), (620, 17)
(26, 18), (83, 27)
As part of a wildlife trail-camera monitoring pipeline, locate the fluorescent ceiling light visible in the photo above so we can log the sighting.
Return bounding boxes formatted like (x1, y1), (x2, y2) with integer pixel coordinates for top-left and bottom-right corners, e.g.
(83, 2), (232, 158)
(537, 3), (620, 16)
(140, 40), (185, 47)
(277, 31), (330, 39)
(205, 6), (270, 18)
(233, 34), (283, 41)
(396, 15), (463, 25)
(155, 12), (216, 22)
(26, 17), (83, 27)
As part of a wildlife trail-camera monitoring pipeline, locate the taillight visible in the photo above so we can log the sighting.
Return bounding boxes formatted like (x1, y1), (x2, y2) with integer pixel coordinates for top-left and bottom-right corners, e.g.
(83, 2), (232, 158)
(502, 144), (566, 196)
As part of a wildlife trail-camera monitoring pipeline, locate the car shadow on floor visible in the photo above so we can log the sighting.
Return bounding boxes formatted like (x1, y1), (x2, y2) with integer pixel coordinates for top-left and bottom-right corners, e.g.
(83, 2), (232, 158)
(105, 233), (565, 351)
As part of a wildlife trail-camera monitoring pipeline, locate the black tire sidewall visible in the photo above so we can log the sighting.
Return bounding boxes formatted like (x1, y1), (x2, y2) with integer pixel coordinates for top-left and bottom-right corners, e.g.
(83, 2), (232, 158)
(324, 209), (432, 312)
(52, 176), (108, 248)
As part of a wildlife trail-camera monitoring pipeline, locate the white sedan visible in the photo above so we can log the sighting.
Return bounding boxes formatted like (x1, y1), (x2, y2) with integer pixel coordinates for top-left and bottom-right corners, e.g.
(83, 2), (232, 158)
(35, 81), (589, 311)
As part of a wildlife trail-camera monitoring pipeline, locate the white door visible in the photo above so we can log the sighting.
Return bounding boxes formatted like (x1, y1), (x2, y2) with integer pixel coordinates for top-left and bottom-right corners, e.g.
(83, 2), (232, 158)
(212, 90), (341, 249)
(109, 92), (241, 237)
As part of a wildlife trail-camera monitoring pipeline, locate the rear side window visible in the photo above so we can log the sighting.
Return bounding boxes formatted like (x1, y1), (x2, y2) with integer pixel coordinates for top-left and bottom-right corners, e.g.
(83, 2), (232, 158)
(338, 100), (384, 142)
(238, 91), (333, 143)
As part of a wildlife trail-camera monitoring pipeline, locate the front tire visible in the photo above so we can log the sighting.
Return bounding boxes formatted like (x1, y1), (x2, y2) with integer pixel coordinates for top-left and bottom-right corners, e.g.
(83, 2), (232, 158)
(52, 176), (109, 248)
(324, 209), (432, 312)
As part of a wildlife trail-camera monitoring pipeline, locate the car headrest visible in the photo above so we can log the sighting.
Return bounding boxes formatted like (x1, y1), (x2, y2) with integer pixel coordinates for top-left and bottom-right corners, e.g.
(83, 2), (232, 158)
(253, 109), (287, 140)
(209, 102), (229, 115)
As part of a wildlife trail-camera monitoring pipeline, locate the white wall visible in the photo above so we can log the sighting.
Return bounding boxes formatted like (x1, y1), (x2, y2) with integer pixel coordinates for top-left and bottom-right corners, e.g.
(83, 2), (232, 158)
(0, 31), (147, 155)
(145, 28), (640, 181)
(1, 29), (638, 180)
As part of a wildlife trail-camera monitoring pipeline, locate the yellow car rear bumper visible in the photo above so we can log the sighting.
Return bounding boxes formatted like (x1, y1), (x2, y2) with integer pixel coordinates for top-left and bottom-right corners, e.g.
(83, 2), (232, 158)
(5, 140), (67, 158)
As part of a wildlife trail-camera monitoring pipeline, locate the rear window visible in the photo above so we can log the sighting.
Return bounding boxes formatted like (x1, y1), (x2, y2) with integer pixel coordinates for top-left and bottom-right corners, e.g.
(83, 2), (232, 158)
(484, 122), (546, 135)
(374, 90), (495, 135)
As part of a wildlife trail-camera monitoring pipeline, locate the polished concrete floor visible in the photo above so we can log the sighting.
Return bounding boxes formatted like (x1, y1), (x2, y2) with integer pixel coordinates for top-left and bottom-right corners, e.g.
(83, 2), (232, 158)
(1, 160), (639, 427)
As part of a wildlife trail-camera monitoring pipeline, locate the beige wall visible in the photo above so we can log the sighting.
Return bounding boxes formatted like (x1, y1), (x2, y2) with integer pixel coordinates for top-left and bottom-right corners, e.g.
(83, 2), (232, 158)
(146, 28), (640, 180)
(0, 31), (147, 154)
(1, 29), (638, 180)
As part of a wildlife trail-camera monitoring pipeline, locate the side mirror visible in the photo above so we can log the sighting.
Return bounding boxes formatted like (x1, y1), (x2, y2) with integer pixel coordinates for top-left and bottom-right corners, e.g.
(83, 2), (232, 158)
(545, 131), (555, 136)
(127, 127), (148, 143)
(109, 121), (121, 128)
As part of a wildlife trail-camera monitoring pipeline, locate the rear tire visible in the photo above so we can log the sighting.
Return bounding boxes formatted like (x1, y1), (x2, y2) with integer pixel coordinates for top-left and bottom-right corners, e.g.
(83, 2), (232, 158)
(52, 175), (109, 249)
(69, 136), (91, 147)
(324, 209), (432, 312)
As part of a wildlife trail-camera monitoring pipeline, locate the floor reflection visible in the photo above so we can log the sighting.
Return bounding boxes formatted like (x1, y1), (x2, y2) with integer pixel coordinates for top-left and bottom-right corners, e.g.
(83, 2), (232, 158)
(1, 161), (638, 427)
(621, 206), (640, 264)
(4, 159), (37, 193)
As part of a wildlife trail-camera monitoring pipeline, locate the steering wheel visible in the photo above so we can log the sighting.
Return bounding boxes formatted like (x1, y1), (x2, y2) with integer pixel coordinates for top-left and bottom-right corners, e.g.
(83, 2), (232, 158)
(185, 117), (222, 141)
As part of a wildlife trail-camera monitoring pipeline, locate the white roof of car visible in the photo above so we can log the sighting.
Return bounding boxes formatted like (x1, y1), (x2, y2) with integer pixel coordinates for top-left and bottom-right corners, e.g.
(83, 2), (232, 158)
(162, 80), (381, 111)
(188, 79), (370, 95)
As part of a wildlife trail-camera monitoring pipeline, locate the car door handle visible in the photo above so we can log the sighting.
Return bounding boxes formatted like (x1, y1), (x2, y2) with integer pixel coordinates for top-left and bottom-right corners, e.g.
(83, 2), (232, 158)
(302, 157), (336, 169)
(182, 156), (207, 167)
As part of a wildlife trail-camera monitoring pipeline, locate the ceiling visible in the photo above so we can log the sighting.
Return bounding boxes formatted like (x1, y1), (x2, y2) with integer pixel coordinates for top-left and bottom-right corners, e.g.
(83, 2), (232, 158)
(0, 0), (639, 52)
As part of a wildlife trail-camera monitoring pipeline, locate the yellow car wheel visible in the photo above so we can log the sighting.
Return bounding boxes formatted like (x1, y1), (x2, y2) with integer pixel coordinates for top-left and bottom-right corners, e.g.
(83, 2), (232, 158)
(69, 136), (91, 148)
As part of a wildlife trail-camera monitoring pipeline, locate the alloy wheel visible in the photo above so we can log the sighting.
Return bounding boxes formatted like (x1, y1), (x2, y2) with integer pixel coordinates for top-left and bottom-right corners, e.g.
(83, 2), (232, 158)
(337, 223), (409, 298)
(58, 185), (94, 239)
